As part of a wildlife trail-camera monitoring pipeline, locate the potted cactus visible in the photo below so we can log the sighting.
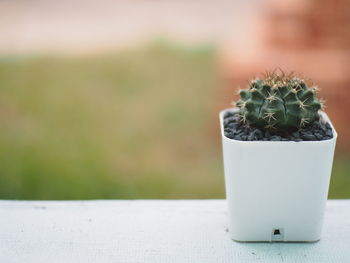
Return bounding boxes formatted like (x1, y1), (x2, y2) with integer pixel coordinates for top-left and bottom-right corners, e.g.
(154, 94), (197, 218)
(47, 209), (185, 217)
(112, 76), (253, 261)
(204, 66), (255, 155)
(220, 70), (337, 242)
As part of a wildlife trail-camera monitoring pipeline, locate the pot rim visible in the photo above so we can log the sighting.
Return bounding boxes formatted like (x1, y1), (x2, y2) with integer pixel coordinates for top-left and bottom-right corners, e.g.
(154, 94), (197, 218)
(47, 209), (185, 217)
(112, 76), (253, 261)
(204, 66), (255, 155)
(220, 108), (338, 143)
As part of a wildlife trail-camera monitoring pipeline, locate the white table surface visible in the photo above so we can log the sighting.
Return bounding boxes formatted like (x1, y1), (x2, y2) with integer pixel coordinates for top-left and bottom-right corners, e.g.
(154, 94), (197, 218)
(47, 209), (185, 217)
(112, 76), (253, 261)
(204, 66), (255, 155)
(0, 200), (349, 263)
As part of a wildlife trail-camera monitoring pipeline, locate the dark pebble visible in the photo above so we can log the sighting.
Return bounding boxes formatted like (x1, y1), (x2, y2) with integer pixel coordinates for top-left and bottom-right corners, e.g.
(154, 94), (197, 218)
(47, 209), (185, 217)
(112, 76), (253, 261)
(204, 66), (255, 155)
(270, 136), (281, 141)
(318, 129), (326, 136)
(312, 122), (320, 129)
(301, 134), (316, 141)
(227, 132), (236, 138)
(299, 131), (308, 136)
(247, 134), (254, 141)
(326, 129), (333, 137)
(320, 123), (327, 133)
(224, 117), (236, 126)
(224, 111), (234, 118)
(235, 130), (244, 135)
(227, 122), (238, 129)
(234, 135), (242, 140)
(265, 130), (271, 138)
(292, 131), (300, 139)
(314, 133), (323, 140)
(247, 129), (258, 140)
(255, 130), (263, 139)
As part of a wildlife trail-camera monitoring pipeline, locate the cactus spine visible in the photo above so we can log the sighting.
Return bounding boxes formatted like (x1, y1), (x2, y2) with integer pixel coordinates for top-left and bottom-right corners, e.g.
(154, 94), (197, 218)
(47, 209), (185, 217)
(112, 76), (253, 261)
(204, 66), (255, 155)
(236, 71), (322, 132)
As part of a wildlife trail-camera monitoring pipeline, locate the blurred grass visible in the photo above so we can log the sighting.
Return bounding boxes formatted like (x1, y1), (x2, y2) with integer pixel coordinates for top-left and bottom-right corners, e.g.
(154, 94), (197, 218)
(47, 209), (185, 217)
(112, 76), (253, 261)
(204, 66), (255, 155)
(329, 157), (350, 199)
(0, 43), (349, 199)
(0, 43), (224, 199)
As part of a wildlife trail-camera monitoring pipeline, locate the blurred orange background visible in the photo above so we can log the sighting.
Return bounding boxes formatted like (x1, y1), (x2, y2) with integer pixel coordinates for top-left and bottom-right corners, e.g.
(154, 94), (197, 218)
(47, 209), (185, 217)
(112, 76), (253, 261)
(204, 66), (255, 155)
(220, 0), (350, 150)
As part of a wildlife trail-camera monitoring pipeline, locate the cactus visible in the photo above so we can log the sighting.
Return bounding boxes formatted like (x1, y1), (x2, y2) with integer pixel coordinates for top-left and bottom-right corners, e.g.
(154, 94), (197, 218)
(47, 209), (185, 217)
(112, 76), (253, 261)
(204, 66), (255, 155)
(235, 70), (323, 132)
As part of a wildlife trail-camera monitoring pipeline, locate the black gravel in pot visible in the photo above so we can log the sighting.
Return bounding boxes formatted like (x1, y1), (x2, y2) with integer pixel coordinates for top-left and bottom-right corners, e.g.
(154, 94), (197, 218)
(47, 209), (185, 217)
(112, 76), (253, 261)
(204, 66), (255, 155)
(223, 111), (334, 142)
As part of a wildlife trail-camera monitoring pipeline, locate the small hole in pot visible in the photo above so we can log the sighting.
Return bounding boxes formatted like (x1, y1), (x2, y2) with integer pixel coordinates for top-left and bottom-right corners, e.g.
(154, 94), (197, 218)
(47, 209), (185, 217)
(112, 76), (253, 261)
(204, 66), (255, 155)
(273, 229), (281, 235)
(271, 228), (284, 241)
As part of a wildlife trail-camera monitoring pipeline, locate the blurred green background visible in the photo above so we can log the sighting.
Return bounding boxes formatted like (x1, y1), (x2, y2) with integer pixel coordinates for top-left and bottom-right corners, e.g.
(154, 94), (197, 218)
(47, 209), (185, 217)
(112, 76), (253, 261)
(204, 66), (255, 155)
(0, 44), (224, 199)
(0, 43), (349, 199)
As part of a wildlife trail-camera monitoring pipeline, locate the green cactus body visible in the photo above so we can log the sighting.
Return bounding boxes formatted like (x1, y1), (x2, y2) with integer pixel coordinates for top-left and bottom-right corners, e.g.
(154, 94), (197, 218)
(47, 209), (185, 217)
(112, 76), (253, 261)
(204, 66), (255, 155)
(236, 72), (322, 132)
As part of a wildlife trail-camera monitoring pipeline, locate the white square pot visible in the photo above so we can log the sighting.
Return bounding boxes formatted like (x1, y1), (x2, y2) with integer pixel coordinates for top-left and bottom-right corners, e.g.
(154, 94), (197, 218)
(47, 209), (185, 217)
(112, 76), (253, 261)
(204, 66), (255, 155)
(220, 108), (337, 242)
